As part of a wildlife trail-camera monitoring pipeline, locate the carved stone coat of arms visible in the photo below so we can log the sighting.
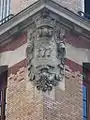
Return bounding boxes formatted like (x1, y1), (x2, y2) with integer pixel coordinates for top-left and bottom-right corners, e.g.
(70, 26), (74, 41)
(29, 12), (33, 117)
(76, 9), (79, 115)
(26, 9), (66, 92)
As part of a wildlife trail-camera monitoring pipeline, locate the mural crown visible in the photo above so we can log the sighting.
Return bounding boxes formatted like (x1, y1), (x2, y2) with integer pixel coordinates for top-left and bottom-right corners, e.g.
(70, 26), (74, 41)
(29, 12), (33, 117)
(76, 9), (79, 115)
(36, 9), (56, 29)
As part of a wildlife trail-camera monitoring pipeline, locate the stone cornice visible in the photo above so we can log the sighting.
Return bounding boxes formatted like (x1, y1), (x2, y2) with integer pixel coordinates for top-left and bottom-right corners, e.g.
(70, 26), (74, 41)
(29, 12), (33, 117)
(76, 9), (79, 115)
(0, 0), (90, 45)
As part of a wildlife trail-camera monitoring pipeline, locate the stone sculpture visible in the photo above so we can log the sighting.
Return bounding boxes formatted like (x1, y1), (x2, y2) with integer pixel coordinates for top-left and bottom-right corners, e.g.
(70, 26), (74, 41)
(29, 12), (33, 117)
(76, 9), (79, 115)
(26, 9), (66, 92)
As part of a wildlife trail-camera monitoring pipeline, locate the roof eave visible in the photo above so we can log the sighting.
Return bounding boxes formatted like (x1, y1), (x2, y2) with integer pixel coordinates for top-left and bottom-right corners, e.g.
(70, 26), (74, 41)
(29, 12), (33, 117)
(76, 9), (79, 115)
(0, 0), (90, 44)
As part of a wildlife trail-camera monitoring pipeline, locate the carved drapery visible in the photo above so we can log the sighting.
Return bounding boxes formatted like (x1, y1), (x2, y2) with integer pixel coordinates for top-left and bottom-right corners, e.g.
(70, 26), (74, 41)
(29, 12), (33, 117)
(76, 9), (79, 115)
(26, 9), (66, 92)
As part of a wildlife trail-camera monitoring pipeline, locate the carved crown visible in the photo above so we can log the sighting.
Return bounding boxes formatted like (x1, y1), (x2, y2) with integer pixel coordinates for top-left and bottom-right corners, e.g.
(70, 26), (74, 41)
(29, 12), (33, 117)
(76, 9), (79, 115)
(36, 17), (55, 29)
(36, 8), (56, 29)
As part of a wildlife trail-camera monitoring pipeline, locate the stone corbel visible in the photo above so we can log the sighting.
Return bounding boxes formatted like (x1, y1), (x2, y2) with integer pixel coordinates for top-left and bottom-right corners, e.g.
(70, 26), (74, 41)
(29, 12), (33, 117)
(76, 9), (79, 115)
(26, 9), (66, 92)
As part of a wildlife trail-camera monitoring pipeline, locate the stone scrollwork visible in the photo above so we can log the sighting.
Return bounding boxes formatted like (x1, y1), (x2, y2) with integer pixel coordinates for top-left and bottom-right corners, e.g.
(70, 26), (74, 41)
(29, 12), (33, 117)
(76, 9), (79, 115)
(26, 9), (66, 92)
(37, 46), (52, 58)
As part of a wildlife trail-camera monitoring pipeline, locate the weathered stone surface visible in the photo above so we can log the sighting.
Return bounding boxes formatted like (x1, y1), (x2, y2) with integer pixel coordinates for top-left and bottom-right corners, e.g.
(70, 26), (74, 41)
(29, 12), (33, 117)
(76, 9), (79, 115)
(26, 9), (66, 92)
(11, 0), (82, 14)
(54, 0), (82, 13)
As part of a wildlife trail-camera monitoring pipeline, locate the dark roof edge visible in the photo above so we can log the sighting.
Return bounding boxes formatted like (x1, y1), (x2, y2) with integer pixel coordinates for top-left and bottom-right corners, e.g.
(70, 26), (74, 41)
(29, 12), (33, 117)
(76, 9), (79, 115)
(0, 0), (90, 44)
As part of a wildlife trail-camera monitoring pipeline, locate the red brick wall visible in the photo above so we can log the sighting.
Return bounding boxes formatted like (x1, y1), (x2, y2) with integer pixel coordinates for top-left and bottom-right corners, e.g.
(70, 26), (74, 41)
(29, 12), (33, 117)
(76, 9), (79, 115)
(2, 30), (87, 120)
(6, 58), (83, 120)
(0, 31), (90, 53)
(0, 32), (27, 53)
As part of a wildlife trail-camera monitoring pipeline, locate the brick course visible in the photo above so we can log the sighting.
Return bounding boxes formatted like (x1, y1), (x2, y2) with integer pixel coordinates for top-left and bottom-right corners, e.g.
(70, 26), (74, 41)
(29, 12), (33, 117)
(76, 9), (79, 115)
(0, 31), (90, 53)
(6, 62), (83, 120)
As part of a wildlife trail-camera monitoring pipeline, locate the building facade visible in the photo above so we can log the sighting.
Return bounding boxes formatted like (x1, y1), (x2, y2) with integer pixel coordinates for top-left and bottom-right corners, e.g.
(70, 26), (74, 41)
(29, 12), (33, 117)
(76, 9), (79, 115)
(11, 0), (83, 14)
(0, 0), (90, 120)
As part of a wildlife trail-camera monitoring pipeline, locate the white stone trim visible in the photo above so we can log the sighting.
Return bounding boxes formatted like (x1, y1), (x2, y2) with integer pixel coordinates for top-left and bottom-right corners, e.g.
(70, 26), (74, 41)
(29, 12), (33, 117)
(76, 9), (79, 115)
(0, 43), (90, 67)
(66, 43), (89, 65)
(0, 43), (27, 67)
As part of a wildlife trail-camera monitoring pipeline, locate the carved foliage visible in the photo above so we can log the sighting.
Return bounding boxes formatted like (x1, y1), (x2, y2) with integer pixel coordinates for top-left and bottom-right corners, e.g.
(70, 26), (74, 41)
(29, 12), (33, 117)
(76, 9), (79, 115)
(26, 10), (66, 92)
